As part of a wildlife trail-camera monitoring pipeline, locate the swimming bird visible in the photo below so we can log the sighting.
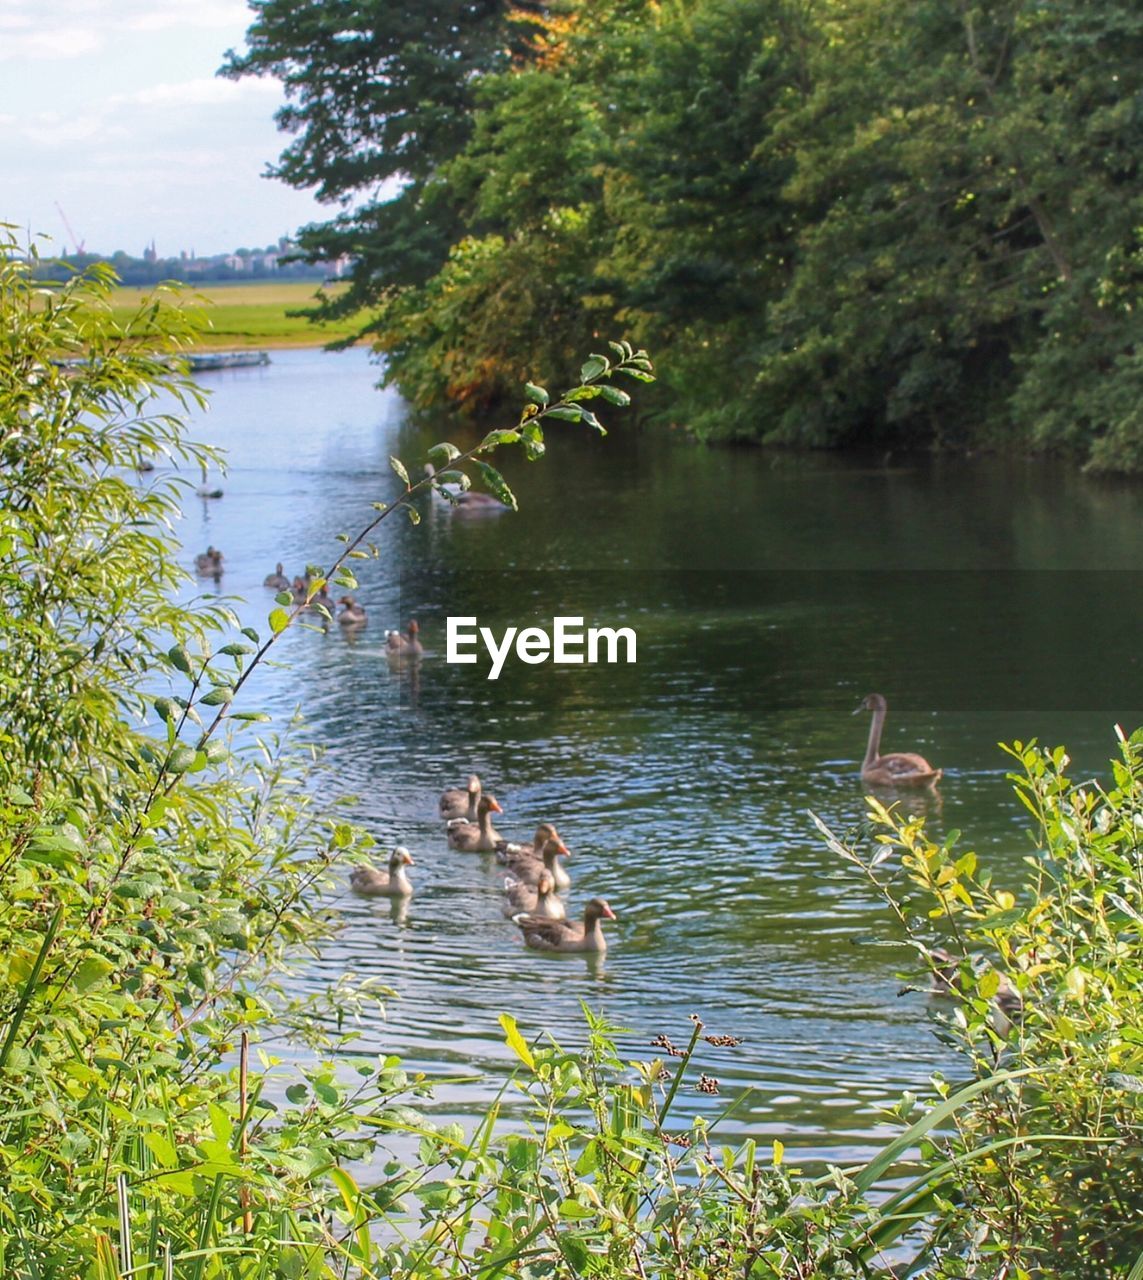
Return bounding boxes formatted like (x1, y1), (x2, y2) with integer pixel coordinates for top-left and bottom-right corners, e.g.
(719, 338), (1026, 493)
(424, 462), (508, 512)
(194, 547), (224, 576)
(495, 822), (562, 860)
(855, 693), (942, 788)
(499, 834), (571, 892)
(263, 563), (290, 591)
(385, 620), (424, 665)
(440, 775), (481, 822)
(514, 898), (616, 953)
(929, 947), (1023, 1033)
(349, 847), (415, 898)
(447, 794), (503, 851)
(502, 869), (565, 920)
(337, 596), (367, 627)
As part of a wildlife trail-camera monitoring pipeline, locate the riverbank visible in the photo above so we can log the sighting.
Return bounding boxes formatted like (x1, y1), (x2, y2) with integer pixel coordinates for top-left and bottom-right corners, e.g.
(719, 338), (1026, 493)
(110, 280), (366, 349)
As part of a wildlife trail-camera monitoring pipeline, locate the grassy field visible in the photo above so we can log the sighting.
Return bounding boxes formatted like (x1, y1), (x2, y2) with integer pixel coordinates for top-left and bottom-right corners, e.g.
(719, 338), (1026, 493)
(110, 280), (366, 350)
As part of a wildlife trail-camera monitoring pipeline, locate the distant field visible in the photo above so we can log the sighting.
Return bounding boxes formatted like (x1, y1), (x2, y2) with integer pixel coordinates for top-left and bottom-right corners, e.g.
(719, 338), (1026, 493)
(109, 281), (366, 349)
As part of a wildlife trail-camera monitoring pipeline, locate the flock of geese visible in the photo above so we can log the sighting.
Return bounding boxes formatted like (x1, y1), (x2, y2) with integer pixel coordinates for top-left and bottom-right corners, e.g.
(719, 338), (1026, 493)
(189, 563), (945, 952)
(343, 697), (942, 959)
(197, 552), (425, 658)
(349, 775), (618, 954)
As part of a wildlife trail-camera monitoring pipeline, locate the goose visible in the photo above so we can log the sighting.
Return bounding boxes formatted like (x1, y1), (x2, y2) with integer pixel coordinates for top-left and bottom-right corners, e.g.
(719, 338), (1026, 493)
(500, 835), (571, 892)
(337, 596), (367, 627)
(424, 462), (508, 512)
(495, 822), (562, 861)
(447, 794), (503, 851)
(311, 585), (337, 620)
(502, 869), (565, 920)
(291, 576), (309, 605)
(855, 693), (942, 788)
(385, 620), (424, 656)
(929, 948), (1024, 1033)
(514, 898), (616, 953)
(349, 847), (415, 898)
(440, 775), (481, 822)
(263, 563), (290, 591)
(194, 547), (224, 577)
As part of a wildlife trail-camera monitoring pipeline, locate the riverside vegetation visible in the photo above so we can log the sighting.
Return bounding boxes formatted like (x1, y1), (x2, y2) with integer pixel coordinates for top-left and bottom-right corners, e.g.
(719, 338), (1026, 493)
(2, 238), (1142, 1277)
(223, 0), (1143, 471)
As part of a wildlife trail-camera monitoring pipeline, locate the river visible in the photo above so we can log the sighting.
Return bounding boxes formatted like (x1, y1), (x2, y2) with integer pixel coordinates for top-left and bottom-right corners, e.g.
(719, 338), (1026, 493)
(174, 346), (1143, 1163)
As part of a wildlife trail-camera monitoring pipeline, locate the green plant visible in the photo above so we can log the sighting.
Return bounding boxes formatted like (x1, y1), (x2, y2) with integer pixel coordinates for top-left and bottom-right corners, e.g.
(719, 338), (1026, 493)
(0, 230), (655, 1277)
(815, 729), (1143, 1277)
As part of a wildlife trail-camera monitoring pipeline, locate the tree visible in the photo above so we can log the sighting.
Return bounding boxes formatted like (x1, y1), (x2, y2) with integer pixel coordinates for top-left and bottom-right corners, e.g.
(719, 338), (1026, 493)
(756, 0), (1143, 465)
(221, 1), (550, 320)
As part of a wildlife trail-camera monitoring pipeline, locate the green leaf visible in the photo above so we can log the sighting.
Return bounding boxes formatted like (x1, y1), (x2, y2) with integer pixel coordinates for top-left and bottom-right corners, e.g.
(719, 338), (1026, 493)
(167, 645), (191, 674)
(426, 441), (461, 464)
(167, 744), (197, 775)
(269, 608), (290, 635)
(389, 456), (410, 485)
(274, 590), (292, 607)
(580, 355), (609, 382)
(597, 385), (630, 406)
(218, 642), (253, 657)
(524, 382), (550, 407)
(544, 406), (583, 423)
(473, 461), (517, 511)
(74, 956), (115, 993)
(480, 429), (520, 449)
(499, 1013), (535, 1070)
(199, 686), (234, 706)
(558, 1200), (596, 1220)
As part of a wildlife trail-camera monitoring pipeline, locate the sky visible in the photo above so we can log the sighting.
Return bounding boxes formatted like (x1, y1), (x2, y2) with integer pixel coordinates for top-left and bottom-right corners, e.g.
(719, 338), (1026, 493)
(0, 0), (333, 257)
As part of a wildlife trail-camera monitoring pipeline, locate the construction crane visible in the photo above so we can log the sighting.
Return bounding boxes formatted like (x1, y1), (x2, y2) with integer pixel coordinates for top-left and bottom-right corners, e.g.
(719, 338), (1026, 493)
(54, 203), (85, 255)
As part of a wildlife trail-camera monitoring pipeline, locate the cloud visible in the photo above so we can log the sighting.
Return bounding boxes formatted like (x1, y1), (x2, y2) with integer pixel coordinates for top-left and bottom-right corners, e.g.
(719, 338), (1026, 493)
(0, 0), (248, 59)
(119, 3), (249, 33)
(109, 77), (279, 109)
(0, 27), (102, 60)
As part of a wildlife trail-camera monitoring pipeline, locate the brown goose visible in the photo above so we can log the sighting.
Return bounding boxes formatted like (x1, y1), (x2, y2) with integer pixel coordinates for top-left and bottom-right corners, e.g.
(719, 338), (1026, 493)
(495, 822), (562, 861)
(500, 835), (571, 892)
(447, 794), (503, 852)
(349, 847), (415, 898)
(502, 869), (565, 920)
(855, 693), (942, 788)
(440, 775), (481, 822)
(929, 947), (1023, 1032)
(337, 596), (367, 627)
(311, 585), (337, 621)
(386, 620), (424, 659)
(195, 546), (224, 576)
(514, 898), (616, 953)
(263, 562), (290, 591)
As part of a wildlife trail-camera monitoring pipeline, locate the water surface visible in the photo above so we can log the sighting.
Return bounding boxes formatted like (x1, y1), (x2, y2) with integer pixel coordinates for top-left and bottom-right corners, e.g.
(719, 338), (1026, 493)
(173, 347), (1143, 1161)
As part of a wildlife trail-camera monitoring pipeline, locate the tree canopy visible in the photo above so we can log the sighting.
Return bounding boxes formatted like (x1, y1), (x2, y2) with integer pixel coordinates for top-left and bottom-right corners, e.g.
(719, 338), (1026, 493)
(226, 0), (1143, 470)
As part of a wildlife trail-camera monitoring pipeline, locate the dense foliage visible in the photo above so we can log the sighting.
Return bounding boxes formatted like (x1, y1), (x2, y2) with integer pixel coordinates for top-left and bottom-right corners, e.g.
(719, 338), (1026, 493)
(227, 0), (1143, 469)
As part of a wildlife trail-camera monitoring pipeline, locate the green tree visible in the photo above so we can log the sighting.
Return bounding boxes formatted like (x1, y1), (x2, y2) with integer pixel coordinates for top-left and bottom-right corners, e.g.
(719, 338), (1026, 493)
(596, 0), (813, 439)
(221, 1), (550, 320)
(757, 0), (1143, 466)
